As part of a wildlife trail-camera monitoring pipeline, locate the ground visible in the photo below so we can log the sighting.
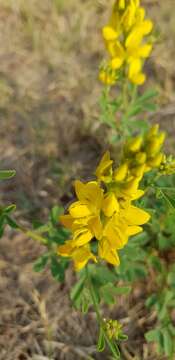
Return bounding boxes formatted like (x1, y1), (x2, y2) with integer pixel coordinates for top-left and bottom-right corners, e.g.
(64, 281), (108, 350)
(0, 0), (175, 359)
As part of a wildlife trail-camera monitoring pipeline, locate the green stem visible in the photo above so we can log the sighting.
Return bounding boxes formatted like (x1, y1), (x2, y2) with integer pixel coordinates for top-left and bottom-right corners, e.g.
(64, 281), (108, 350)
(86, 266), (119, 359)
(121, 82), (138, 136)
(8, 216), (48, 245)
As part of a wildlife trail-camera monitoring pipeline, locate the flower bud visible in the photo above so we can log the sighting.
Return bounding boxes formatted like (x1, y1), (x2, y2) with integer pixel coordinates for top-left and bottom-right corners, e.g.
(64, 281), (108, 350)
(146, 132), (165, 157)
(114, 162), (128, 181)
(135, 151), (147, 165)
(126, 135), (143, 153)
(131, 164), (145, 177)
(147, 152), (163, 168)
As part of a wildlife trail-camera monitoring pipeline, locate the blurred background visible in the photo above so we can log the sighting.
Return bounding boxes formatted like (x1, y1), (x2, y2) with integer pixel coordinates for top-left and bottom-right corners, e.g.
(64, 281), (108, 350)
(0, 1), (175, 359)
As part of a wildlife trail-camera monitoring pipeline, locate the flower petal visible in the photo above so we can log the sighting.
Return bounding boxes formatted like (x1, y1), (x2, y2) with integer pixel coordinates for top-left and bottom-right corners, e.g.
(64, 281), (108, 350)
(123, 205), (151, 225)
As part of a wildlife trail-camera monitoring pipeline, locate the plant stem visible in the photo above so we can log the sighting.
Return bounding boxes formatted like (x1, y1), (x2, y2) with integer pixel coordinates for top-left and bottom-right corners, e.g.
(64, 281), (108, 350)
(7, 216), (48, 245)
(86, 266), (120, 359)
(121, 82), (138, 136)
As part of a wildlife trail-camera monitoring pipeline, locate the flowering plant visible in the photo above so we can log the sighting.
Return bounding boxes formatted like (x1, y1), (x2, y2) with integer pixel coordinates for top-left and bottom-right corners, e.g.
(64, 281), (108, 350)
(1, 1), (175, 358)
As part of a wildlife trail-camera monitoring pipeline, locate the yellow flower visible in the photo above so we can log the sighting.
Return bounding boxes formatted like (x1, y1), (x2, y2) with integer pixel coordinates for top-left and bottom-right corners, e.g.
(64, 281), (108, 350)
(99, 237), (120, 266)
(126, 135), (143, 153)
(146, 132), (166, 157)
(114, 162), (128, 181)
(98, 200), (150, 265)
(58, 148), (152, 271)
(57, 242), (97, 271)
(95, 151), (113, 183)
(100, 0), (154, 86)
(102, 192), (120, 217)
(121, 125), (166, 176)
(147, 153), (164, 168)
(102, 26), (119, 42)
(60, 180), (104, 247)
(159, 155), (175, 175)
(99, 68), (117, 85)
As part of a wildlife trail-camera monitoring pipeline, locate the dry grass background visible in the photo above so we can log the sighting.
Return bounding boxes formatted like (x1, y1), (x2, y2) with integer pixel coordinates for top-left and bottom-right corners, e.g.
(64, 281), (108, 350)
(0, 0), (175, 359)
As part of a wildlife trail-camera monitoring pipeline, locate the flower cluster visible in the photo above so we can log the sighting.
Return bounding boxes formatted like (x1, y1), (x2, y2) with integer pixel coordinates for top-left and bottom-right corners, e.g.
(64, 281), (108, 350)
(57, 130), (166, 271)
(103, 319), (124, 341)
(99, 0), (153, 85)
(159, 155), (175, 176)
(120, 124), (166, 180)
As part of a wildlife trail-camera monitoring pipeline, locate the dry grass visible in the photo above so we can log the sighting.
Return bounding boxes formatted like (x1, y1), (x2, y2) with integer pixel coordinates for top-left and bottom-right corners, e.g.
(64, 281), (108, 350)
(0, 0), (175, 359)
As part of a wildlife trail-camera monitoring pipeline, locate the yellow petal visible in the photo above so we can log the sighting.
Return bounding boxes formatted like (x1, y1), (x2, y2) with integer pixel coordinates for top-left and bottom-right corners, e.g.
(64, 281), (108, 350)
(146, 133), (166, 157)
(131, 164), (145, 177)
(102, 193), (119, 217)
(73, 228), (93, 246)
(118, 0), (125, 10)
(57, 241), (74, 257)
(69, 201), (91, 218)
(74, 180), (103, 211)
(138, 44), (152, 58)
(128, 58), (142, 78)
(95, 151), (113, 182)
(127, 135), (143, 153)
(123, 205), (151, 225)
(99, 238), (120, 266)
(122, 177), (141, 195)
(73, 246), (97, 271)
(107, 41), (125, 59)
(102, 26), (118, 41)
(127, 225), (143, 236)
(131, 189), (145, 200)
(125, 28), (142, 48)
(136, 7), (145, 23)
(88, 215), (103, 240)
(148, 124), (159, 137)
(130, 72), (146, 85)
(104, 217), (128, 249)
(99, 69), (117, 85)
(59, 214), (74, 229)
(140, 20), (153, 35)
(111, 57), (124, 70)
(135, 152), (147, 165)
(114, 162), (128, 182)
(148, 153), (164, 168)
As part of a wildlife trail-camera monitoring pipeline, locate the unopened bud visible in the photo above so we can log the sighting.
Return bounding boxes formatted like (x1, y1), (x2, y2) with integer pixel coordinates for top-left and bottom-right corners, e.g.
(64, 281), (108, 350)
(114, 162), (128, 182)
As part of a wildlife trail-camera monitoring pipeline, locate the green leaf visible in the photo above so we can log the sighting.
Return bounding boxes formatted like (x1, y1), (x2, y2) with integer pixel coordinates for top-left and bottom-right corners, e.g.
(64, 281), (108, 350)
(168, 324), (175, 337)
(33, 254), (49, 272)
(100, 284), (131, 305)
(162, 328), (173, 357)
(143, 102), (157, 112)
(112, 286), (131, 295)
(160, 190), (175, 211)
(118, 333), (128, 341)
(97, 328), (106, 352)
(100, 284), (116, 305)
(112, 343), (120, 358)
(149, 255), (163, 272)
(130, 119), (148, 132)
(90, 265), (117, 286)
(128, 105), (142, 117)
(70, 275), (86, 305)
(5, 215), (19, 229)
(50, 256), (67, 282)
(158, 235), (169, 250)
(50, 206), (64, 226)
(81, 288), (92, 314)
(145, 329), (162, 343)
(0, 170), (16, 180)
(146, 294), (158, 308)
(138, 89), (159, 103)
(3, 205), (16, 214)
